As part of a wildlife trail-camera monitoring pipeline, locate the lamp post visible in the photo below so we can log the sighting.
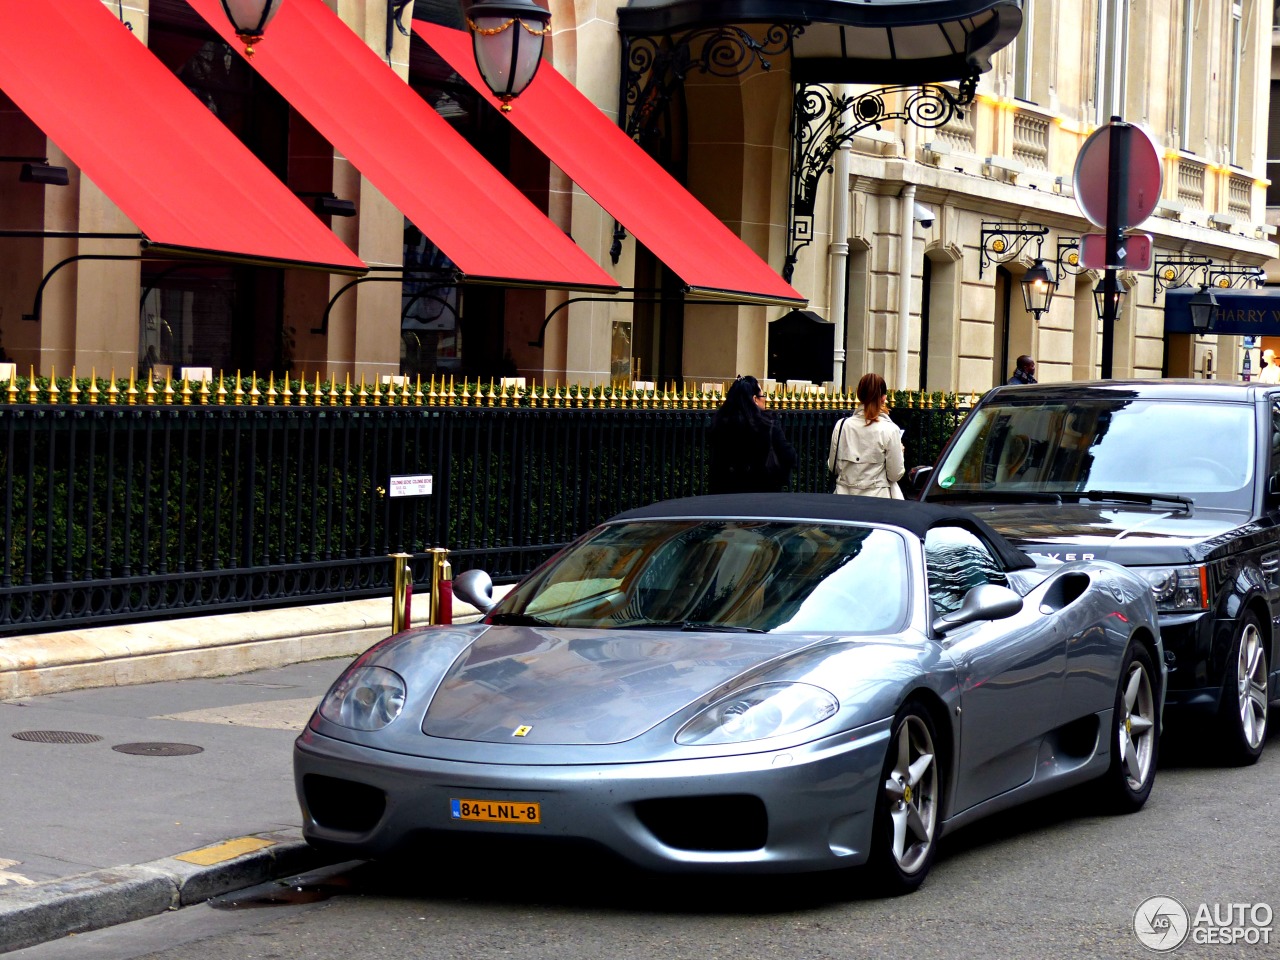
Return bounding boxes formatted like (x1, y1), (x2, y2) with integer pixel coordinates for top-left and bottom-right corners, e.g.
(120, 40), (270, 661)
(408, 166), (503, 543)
(218, 0), (283, 57)
(1093, 277), (1126, 321)
(465, 0), (552, 111)
(1188, 284), (1219, 333)
(1020, 258), (1057, 320)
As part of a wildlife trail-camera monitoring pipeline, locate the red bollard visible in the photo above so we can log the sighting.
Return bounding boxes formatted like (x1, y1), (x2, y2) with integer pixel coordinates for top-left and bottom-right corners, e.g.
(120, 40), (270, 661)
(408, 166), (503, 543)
(428, 547), (452, 624)
(437, 578), (452, 625)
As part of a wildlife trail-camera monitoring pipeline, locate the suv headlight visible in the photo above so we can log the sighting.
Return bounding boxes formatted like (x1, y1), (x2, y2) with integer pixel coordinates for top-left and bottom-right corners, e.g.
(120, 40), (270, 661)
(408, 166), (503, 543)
(318, 665), (406, 731)
(1133, 564), (1208, 613)
(676, 682), (839, 746)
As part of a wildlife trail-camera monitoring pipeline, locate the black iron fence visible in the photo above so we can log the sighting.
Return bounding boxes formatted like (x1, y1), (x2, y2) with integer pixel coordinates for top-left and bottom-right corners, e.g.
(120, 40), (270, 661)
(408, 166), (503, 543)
(0, 376), (970, 635)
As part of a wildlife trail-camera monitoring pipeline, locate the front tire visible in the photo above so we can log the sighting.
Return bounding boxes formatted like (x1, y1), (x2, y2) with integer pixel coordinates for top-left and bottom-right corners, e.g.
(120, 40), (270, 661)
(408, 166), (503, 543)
(867, 703), (941, 895)
(1097, 642), (1159, 812)
(1216, 612), (1269, 766)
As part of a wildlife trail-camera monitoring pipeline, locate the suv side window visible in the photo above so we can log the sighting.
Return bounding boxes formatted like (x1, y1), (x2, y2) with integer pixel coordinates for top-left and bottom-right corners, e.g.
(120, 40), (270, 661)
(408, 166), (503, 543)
(1269, 396), (1280, 499)
(924, 525), (1009, 616)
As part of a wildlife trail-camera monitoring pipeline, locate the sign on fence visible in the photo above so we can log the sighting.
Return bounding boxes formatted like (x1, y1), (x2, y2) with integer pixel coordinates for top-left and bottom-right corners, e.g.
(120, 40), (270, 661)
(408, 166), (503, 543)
(389, 474), (433, 497)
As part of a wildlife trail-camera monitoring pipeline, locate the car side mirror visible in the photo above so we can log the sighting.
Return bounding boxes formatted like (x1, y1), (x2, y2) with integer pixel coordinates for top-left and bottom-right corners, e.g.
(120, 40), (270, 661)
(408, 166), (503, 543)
(453, 569), (497, 614)
(932, 583), (1024, 635)
(906, 465), (934, 496)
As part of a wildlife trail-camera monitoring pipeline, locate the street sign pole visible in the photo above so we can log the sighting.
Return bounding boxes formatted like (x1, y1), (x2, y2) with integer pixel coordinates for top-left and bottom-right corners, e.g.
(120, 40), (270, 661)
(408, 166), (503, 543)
(1074, 116), (1162, 381)
(1101, 116), (1126, 380)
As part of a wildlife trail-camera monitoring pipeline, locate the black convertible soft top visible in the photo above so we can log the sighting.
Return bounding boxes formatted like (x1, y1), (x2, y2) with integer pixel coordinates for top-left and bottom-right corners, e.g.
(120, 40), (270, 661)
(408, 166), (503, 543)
(613, 493), (1036, 572)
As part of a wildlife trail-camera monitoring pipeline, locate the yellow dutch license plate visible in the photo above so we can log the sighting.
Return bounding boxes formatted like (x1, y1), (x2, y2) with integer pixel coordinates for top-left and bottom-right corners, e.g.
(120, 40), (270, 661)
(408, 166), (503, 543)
(450, 798), (541, 824)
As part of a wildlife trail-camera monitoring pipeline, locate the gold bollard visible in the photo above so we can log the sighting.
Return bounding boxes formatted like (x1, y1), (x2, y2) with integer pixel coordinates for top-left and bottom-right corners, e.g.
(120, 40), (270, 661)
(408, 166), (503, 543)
(390, 552), (414, 633)
(428, 547), (453, 625)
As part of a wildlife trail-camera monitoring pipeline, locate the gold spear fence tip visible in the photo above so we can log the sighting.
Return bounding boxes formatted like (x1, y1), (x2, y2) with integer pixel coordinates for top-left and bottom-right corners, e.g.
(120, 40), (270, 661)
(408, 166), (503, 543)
(0, 368), (966, 414)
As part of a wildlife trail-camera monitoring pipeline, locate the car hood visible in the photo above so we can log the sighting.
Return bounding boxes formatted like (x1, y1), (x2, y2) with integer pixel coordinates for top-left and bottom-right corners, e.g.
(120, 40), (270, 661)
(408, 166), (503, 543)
(421, 626), (829, 745)
(951, 501), (1250, 564)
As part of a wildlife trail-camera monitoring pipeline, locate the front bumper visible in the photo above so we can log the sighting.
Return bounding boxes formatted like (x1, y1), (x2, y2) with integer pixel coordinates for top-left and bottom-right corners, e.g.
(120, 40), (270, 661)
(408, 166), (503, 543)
(293, 720), (891, 874)
(1159, 610), (1225, 714)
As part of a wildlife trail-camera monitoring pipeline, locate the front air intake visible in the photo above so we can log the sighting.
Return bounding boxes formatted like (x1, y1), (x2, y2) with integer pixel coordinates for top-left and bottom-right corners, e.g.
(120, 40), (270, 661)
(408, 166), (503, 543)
(302, 774), (387, 833)
(634, 795), (767, 851)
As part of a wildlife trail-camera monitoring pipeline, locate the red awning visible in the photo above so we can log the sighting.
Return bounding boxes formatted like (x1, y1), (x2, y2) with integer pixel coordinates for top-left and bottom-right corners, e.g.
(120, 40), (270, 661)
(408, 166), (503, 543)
(415, 22), (805, 307)
(0, 0), (365, 274)
(185, 0), (618, 292)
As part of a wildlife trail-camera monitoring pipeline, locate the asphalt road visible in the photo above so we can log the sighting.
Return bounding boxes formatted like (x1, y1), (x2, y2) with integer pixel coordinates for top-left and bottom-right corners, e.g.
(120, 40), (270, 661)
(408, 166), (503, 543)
(11, 725), (1277, 960)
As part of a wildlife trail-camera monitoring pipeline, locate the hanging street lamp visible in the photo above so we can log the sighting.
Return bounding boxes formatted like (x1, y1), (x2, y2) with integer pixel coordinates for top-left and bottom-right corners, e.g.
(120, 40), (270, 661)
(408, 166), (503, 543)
(218, 0), (284, 57)
(1188, 284), (1220, 333)
(1020, 258), (1057, 320)
(1092, 277), (1126, 321)
(465, 0), (552, 111)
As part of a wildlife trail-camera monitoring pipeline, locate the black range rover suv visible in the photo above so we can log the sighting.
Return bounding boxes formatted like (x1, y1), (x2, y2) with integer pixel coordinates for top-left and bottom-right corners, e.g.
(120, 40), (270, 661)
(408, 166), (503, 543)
(915, 380), (1279, 763)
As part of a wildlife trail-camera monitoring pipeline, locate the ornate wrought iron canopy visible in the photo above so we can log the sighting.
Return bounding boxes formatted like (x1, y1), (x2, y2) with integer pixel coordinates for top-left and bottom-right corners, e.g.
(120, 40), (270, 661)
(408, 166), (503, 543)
(785, 80), (976, 280)
(619, 0), (1024, 83)
(616, 1), (1023, 279)
(622, 24), (792, 144)
(1152, 255), (1266, 300)
(978, 221), (1046, 276)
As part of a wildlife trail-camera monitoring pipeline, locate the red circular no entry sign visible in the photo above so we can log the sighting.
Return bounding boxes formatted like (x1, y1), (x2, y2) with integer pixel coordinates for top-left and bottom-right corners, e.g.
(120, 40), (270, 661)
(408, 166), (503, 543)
(1073, 122), (1164, 229)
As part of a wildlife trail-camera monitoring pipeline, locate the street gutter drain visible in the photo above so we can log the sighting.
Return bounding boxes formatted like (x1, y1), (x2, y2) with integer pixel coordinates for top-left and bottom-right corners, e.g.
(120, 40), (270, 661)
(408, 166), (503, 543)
(12, 730), (103, 744)
(112, 741), (204, 756)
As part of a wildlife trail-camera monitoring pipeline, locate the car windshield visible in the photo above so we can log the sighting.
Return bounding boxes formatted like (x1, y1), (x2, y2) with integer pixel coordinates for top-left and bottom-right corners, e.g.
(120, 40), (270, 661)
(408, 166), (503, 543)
(926, 398), (1255, 508)
(494, 519), (911, 634)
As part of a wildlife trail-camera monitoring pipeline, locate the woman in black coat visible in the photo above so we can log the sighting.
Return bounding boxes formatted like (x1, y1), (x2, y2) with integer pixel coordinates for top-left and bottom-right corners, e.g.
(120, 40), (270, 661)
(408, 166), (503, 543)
(707, 375), (797, 493)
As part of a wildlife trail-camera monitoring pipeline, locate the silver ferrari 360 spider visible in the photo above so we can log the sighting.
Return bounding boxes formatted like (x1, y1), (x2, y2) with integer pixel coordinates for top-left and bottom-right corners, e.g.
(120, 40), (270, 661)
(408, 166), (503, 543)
(294, 494), (1164, 893)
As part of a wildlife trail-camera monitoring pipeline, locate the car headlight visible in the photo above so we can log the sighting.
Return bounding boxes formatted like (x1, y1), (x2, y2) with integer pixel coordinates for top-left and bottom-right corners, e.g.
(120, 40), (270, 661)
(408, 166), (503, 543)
(676, 682), (839, 746)
(318, 665), (406, 731)
(1133, 564), (1208, 613)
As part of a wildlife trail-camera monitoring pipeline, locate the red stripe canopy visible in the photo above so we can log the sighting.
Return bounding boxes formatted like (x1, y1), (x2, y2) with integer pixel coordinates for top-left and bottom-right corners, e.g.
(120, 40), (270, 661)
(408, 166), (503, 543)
(415, 21), (805, 306)
(0, 0), (365, 273)
(186, 0), (618, 292)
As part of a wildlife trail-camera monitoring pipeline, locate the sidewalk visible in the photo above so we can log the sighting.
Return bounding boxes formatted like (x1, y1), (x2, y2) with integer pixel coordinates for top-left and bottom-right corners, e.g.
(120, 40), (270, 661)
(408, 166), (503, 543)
(0, 593), (500, 954)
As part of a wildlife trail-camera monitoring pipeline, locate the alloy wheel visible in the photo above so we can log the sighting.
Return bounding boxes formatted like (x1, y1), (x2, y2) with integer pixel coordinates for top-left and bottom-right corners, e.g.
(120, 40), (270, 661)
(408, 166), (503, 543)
(1118, 659), (1157, 790)
(1235, 622), (1269, 752)
(882, 714), (938, 874)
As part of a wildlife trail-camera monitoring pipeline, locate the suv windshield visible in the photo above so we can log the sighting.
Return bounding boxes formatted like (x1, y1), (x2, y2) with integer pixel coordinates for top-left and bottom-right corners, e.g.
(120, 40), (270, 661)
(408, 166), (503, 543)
(495, 519), (911, 634)
(926, 398), (1255, 509)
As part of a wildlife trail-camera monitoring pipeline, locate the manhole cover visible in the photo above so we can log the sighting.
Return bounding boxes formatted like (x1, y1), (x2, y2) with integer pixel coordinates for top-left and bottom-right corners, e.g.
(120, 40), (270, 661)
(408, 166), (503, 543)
(112, 742), (204, 756)
(12, 730), (103, 744)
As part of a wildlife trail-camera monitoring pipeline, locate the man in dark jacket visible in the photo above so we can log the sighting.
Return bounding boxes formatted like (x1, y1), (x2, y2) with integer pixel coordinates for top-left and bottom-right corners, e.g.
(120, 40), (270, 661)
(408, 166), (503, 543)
(1007, 355), (1037, 385)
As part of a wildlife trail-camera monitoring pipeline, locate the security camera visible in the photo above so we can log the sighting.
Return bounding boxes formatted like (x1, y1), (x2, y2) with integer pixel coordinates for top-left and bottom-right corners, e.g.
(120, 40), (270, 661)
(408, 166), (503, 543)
(913, 202), (935, 228)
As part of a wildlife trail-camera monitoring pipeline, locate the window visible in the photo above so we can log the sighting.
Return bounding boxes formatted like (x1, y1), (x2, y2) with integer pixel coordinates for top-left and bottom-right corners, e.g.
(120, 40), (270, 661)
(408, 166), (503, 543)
(1013, 0), (1033, 102)
(146, 25), (290, 374)
(928, 398), (1256, 509)
(1269, 398), (1280, 494)
(1095, 0), (1129, 123)
(924, 526), (1009, 617)
(1269, 78), (1280, 204)
(500, 519), (912, 634)
(1180, 0), (1193, 150)
(1229, 3), (1243, 164)
(1090, 0), (1131, 122)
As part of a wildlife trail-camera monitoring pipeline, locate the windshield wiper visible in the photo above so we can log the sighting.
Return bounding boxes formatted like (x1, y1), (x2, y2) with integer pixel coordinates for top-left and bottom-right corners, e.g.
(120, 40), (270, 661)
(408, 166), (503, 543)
(680, 622), (766, 633)
(486, 611), (556, 627)
(624, 620), (765, 633)
(929, 490), (1064, 504)
(1065, 490), (1194, 511)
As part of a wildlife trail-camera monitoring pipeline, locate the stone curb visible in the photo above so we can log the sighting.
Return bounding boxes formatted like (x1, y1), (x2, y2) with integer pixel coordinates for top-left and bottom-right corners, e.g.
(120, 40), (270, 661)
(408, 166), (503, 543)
(0, 832), (337, 954)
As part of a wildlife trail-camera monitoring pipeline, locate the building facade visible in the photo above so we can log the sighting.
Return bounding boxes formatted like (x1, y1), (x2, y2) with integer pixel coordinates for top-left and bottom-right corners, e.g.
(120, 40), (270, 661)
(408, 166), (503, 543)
(0, 1), (1273, 393)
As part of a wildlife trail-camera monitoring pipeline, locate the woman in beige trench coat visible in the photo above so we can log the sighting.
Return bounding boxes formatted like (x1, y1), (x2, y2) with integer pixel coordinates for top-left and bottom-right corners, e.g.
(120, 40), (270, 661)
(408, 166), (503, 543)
(828, 373), (905, 498)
